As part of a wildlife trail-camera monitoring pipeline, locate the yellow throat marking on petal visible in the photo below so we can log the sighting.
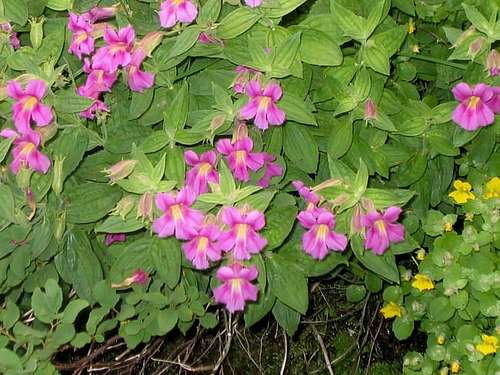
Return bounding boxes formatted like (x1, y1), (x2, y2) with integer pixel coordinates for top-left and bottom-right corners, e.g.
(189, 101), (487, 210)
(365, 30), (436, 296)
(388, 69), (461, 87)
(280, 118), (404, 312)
(22, 96), (38, 111)
(76, 32), (88, 44)
(170, 204), (183, 222)
(316, 224), (329, 241)
(235, 150), (246, 165)
(230, 278), (241, 293)
(197, 236), (209, 253)
(109, 42), (127, 53)
(375, 220), (386, 234)
(236, 224), (248, 240)
(198, 162), (212, 176)
(171, 0), (184, 5)
(467, 96), (480, 109)
(258, 96), (271, 111)
(21, 142), (35, 155)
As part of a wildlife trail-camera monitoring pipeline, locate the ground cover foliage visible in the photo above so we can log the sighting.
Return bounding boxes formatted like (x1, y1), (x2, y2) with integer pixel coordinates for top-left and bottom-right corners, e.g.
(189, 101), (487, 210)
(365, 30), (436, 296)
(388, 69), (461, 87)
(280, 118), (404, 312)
(0, 0), (498, 373)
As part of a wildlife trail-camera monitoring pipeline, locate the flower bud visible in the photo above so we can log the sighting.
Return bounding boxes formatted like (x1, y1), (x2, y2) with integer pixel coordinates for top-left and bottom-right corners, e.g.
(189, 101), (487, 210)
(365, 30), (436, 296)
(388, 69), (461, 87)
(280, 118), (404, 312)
(450, 361), (460, 373)
(364, 99), (377, 120)
(486, 49), (500, 77)
(25, 188), (36, 221)
(37, 122), (58, 143)
(29, 17), (45, 50)
(411, 44), (420, 54)
(51, 155), (66, 195)
(137, 192), (153, 221)
(136, 31), (164, 56)
(468, 37), (486, 58)
(443, 222), (453, 232)
(88, 6), (117, 21)
(439, 367), (449, 375)
(103, 160), (137, 184)
(407, 18), (416, 34)
(111, 269), (149, 288)
(437, 335), (446, 345)
(209, 114), (227, 133)
(465, 212), (474, 222)
(111, 196), (135, 219)
(415, 249), (426, 261)
(232, 121), (248, 142)
(350, 204), (364, 233)
(105, 233), (126, 246)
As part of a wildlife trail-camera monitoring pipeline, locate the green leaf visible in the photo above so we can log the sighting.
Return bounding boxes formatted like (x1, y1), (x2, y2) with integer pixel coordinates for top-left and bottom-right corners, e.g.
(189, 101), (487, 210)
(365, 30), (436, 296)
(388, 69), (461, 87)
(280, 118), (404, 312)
(157, 308), (178, 335)
(244, 288), (276, 328)
(46, 0), (72, 11)
(0, 349), (22, 371)
(279, 93), (316, 125)
(362, 188), (415, 209)
(165, 146), (185, 187)
(272, 32), (302, 76)
(95, 215), (145, 234)
(93, 281), (119, 310)
(197, 0), (221, 25)
(346, 285), (366, 303)
(4, 0), (28, 25)
(329, 0), (365, 41)
(61, 300), (90, 324)
(300, 29), (343, 66)
(0, 185), (17, 224)
(217, 8), (261, 39)
(151, 237), (181, 289)
(50, 127), (89, 185)
(392, 316), (414, 340)
(267, 256), (308, 314)
(1, 302), (20, 330)
(168, 26), (201, 57)
(129, 88), (154, 120)
(351, 236), (399, 283)
(31, 278), (62, 323)
(272, 299), (300, 336)
(429, 297), (455, 322)
(462, 4), (492, 36)
(0, 137), (13, 164)
(164, 82), (189, 138)
(284, 123), (318, 173)
(53, 90), (95, 113)
(262, 205), (298, 250)
(52, 323), (76, 345)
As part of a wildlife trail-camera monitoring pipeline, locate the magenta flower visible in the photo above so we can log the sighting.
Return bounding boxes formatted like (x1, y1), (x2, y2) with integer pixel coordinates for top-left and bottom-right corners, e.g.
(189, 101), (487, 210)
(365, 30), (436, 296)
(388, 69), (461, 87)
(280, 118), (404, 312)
(215, 137), (264, 182)
(232, 66), (259, 94)
(257, 152), (282, 188)
(297, 208), (347, 260)
(126, 50), (155, 92)
(182, 224), (222, 269)
(184, 150), (219, 195)
(86, 6), (117, 22)
(68, 13), (95, 59)
(198, 32), (212, 44)
(7, 80), (53, 134)
(364, 99), (377, 120)
(244, 0), (263, 7)
(0, 130), (50, 175)
(92, 25), (135, 73)
(240, 80), (285, 130)
(112, 269), (149, 288)
(0, 22), (20, 49)
(79, 99), (109, 119)
(219, 207), (267, 260)
(212, 263), (258, 313)
(486, 87), (500, 113)
(361, 206), (405, 255)
(104, 233), (126, 246)
(452, 83), (495, 131)
(292, 180), (320, 207)
(152, 188), (204, 240)
(79, 60), (117, 98)
(159, 0), (198, 29)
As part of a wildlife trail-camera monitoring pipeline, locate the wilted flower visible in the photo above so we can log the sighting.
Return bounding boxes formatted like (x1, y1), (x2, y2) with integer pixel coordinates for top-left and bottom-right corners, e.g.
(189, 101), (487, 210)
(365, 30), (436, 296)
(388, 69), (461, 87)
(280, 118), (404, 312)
(216, 137), (264, 182)
(468, 37), (486, 58)
(451, 83), (495, 131)
(483, 177), (500, 199)
(104, 233), (127, 246)
(486, 50), (500, 77)
(159, 0), (198, 29)
(448, 180), (475, 204)
(184, 150), (219, 195)
(7, 80), (53, 133)
(219, 207), (267, 260)
(232, 66), (259, 94)
(198, 32), (213, 44)
(182, 224), (222, 269)
(411, 274), (435, 291)
(68, 13), (94, 59)
(380, 302), (402, 319)
(475, 334), (498, 356)
(240, 80), (286, 130)
(103, 159), (137, 184)
(112, 269), (149, 288)
(1, 22), (20, 49)
(137, 192), (154, 221)
(0, 129), (51, 175)
(297, 208), (347, 259)
(152, 188), (204, 240)
(257, 152), (282, 188)
(92, 25), (135, 73)
(361, 206), (404, 255)
(212, 263), (258, 313)
(126, 50), (155, 92)
(111, 196), (135, 219)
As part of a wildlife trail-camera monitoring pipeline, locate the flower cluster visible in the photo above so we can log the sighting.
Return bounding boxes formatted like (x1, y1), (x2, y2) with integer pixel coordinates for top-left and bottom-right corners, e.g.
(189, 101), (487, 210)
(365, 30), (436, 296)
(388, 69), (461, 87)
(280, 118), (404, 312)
(451, 82), (499, 132)
(1, 80), (53, 174)
(67, 8), (157, 119)
(448, 177), (500, 204)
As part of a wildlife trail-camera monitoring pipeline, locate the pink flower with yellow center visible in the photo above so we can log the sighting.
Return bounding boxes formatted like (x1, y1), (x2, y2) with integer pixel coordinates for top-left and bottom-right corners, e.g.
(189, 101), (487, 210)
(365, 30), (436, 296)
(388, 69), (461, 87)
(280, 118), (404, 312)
(7, 80), (53, 134)
(92, 25), (135, 73)
(159, 0), (198, 29)
(212, 263), (259, 313)
(219, 207), (267, 260)
(79, 58), (118, 98)
(240, 80), (286, 130)
(126, 50), (155, 93)
(361, 206), (405, 255)
(215, 137), (264, 182)
(0, 129), (50, 175)
(68, 13), (94, 59)
(152, 188), (204, 240)
(452, 83), (495, 131)
(182, 224), (222, 269)
(184, 150), (219, 195)
(297, 208), (347, 259)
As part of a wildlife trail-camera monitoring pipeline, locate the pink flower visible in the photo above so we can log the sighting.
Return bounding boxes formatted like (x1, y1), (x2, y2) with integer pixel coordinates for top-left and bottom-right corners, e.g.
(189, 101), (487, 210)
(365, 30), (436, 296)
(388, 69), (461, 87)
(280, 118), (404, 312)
(292, 180), (320, 207)
(184, 150), (219, 195)
(79, 99), (109, 119)
(212, 263), (258, 313)
(104, 233), (126, 246)
(68, 13), (95, 59)
(244, 0), (263, 7)
(126, 50), (155, 92)
(7, 80), (53, 134)
(486, 87), (500, 113)
(159, 0), (198, 29)
(297, 208), (347, 260)
(0, 22), (20, 49)
(257, 152), (282, 188)
(452, 83), (495, 131)
(364, 99), (377, 120)
(0, 130), (50, 175)
(86, 6), (117, 22)
(232, 66), (259, 94)
(112, 269), (149, 288)
(361, 206), (405, 255)
(219, 207), (267, 260)
(152, 188), (204, 240)
(216, 137), (264, 182)
(79, 60), (117, 98)
(240, 80), (285, 130)
(182, 224), (222, 269)
(92, 25), (135, 73)
(198, 32), (212, 44)
(486, 50), (500, 77)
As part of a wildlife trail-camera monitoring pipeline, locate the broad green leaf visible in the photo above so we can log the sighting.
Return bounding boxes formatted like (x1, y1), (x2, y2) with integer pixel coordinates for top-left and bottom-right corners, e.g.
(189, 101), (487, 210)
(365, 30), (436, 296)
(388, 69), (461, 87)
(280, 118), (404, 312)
(53, 91), (95, 113)
(300, 28), (343, 66)
(351, 236), (399, 283)
(151, 237), (181, 289)
(330, 0), (365, 41)
(363, 188), (415, 209)
(262, 205), (298, 250)
(462, 4), (492, 36)
(392, 316), (414, 340)
(164, 82), (189, 138)
(279, 93), (316, 125)
(168, 26), (201, 57)
(95, 215), (145, 233)
(197, 0), (221, 25)
(217, 8), (261, 39)
(272, 299), (300, 336)
(4, 0), (28, 25)
(0, 185), (17, 224)
(0, 349), (22, 371)
(61, 300), (90, 324)
(244, 288), (276, 328)
(157, 308), (178, 335)
(284, 123), (318, 173)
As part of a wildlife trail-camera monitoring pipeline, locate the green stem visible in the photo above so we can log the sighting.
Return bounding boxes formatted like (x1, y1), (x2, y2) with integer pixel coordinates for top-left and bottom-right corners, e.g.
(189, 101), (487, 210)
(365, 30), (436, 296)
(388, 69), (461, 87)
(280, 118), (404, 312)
(399, 53), (468, 70)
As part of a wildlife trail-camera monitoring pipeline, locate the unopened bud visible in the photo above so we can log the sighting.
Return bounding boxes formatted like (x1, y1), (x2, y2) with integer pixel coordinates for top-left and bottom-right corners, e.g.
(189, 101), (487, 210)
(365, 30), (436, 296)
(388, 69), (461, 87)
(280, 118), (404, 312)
(364, 99), (377, 120)
(29, 17), (44, 49)
(232, 121), (248, 141)
(111, 269), (149, 288)
(137, 192), (153, 221)
(52, 155), (65, 195)
(103, 160), (137, 184)
(137, 31), (164, 56)
(439, 367), (449, 375)
(437, 335), (446, 345)
(111, 196), (135, 219)
(209, 114), (227, 133)
(351, 204), (364, 233)
(468, 37), (486, 58)
(465, 212), (474, 221)
(450, 361), (460, 373)
(486, 49), (500, 77)
(408, 18), (416, 34)
(415, 249), (426, 261)
(104, 233), (126, 246)
(443, 222), (453, 232)
(88, 6), (117, 21)
(38, 122), (58, 143)
(25, 188), (36, 221)
(412, 44), (420, 54)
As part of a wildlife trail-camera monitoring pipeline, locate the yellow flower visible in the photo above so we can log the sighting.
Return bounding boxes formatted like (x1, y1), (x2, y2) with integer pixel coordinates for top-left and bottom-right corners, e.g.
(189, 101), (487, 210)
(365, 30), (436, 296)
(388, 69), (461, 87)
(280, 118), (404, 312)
(476, 334), (498, 356)
(483, 177), (500, 199)
(412, 44), (421, 54)
(408, 18), (416, 34)
(411, 274), (435, 291)
(465, 212), (474, 222)
(448, 180), (475, 204)
(450, 361), (460, 373)
(380, 302), (403, 319)
(443, 222), (453, 232)
(415, 249), (426, 261)
(437, 335), (446, 345)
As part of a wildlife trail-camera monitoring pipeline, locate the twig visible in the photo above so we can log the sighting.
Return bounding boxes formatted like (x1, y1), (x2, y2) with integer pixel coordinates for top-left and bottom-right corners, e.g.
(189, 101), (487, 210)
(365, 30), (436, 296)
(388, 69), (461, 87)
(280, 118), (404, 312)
(279, 330), (288, 375)
(211, 312), (233, 374)
(365, 316), (384, 375)
(311, 325), (334, 375)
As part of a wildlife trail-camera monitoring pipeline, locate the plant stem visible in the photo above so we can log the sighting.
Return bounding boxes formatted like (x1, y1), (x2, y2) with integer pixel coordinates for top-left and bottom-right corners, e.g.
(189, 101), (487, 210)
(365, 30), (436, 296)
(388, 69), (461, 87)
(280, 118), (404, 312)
(399, 53), (468, 70)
